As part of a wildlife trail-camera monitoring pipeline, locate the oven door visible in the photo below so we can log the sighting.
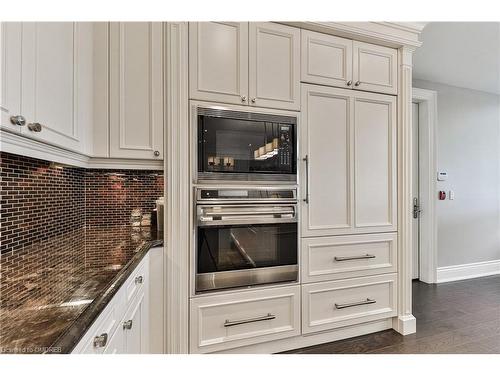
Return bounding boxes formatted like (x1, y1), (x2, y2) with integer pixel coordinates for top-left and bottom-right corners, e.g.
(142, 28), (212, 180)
(196, 204), (298, 292)
(197, 107), (296, 182)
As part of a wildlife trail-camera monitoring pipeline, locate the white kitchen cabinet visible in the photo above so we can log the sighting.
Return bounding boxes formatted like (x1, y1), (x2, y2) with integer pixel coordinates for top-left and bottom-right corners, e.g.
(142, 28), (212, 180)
(0, 22), (23, 133)
(301, 30), (353, 89)
(19, 22), (93, 153)
(109, 22), (164, 160)
(302, 273), (397, 334)
(249, 23), (300, 110)
(103, 322), (125, 354)
(190, 285), (300, 353)
(189, 22), (249, 105)
(300, 84), (396, 237)
(189, 22), (300, 111)
(301, 232), (398, 283)
(353, 41), (398, 95)
(122, 287), (149, 353)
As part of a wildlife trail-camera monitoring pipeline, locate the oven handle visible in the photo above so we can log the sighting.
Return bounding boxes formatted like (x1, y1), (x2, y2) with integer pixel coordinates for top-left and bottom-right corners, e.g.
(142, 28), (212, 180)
(203, 209), (295, 217)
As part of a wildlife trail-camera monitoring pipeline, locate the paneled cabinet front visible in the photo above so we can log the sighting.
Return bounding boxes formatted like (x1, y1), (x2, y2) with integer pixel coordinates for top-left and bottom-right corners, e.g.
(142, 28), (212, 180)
(109, 22), (164, 160)
(189, 22), (300, 111)
(1, 22), (93, 153)
(300, 84), (397, 237)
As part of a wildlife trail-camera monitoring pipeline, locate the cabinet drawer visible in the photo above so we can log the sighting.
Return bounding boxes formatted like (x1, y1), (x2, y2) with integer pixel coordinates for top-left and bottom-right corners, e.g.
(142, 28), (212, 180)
(123, 257), (147, 305)
(302, 274), (397, 334)
(190, 285), (300, 353)
(302, 233), (397, 283)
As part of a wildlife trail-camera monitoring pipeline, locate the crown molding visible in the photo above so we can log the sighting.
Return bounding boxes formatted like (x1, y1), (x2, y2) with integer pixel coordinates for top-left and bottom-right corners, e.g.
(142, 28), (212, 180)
(281, 21), (424, 49)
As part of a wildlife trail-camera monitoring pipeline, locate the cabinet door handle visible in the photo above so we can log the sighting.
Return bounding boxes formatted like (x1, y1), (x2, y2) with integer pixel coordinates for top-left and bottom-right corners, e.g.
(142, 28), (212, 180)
(334, 298), (376, 310)
(135, 275), (143, 284)
(251, 98), (256, 103)
(10, 115), (26, 127)
(93, 333), (108, 347)
(241, 96), (247, 102)
(28, 122), (42, 132)
(346, 80), (352, 87)
(354, 81), (361, 87)
(303, 155), (309, 204)
(123, 320), (133, 330)
(224, 313), (276, 327)
(334, 254), (376, 262)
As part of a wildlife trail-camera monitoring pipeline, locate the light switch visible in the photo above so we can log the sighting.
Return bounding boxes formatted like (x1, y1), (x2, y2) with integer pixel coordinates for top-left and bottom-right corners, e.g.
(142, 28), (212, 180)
(449, 190), (455, 200)
(437, 171), (448, 181)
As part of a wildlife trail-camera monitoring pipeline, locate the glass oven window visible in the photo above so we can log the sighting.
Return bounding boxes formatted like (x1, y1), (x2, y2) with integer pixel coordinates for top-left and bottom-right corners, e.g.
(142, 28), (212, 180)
(198, 116), (295, 175)
(197, 223), (297, 274)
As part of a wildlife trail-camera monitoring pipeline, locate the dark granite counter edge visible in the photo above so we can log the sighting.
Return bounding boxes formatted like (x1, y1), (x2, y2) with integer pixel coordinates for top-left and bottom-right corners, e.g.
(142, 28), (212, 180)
(49, 239), (164, 354)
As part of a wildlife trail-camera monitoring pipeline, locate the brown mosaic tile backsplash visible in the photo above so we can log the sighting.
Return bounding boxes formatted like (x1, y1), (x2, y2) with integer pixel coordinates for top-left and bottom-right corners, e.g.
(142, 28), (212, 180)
(0, 152), (164, 309)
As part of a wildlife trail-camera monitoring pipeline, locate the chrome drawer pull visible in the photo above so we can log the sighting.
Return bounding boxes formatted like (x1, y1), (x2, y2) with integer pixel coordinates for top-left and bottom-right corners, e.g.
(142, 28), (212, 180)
(335, 298), (376, 310)
(93, 333), (108, 348)
(123, 320), (133, 330)
(135, 275), (143, 284)
(224, 313), (276, 327)
(334, 254), (376, 262)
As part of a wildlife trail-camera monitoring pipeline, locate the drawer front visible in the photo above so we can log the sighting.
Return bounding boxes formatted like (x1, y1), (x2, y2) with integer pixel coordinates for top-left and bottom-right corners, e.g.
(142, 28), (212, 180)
(190, 285), (300, 353)
(75, 286), (125, 354)
(302, 233), (397, 283)
(302, 274), (397, 334)
(123, 257), (148, 304)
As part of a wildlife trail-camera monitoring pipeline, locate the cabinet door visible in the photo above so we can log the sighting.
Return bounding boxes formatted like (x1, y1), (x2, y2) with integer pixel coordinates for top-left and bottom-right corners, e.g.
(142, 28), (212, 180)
(20, 22), (93, 153)
(249, 23), (300, 111)
(301, 30), (352, 89)
(353, 91), (397, 232)
(353, 41), (398, 95)
(123, 289), (149, 354)
(0, 22), (22, 133)
(189, 22), (248, 105)
(301, 84), (354, 237)
(109, 22), (163, 160)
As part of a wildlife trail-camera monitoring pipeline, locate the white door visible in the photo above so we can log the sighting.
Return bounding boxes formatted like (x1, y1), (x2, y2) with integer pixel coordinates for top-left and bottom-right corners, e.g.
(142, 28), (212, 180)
(123, 289), (149, 354)
(0, 22), (23, 133)
(189, 22), (249, 105)
(353, 91), (397, 232)
(412, 103), (420, 279)
(352, 41), (398, 95)
(301, 30), (353, 89)
(301, 84), (353, 237)
(20, 22), (93, 153)
(249, 23), (300, 111)
(109, 22), (164, 160)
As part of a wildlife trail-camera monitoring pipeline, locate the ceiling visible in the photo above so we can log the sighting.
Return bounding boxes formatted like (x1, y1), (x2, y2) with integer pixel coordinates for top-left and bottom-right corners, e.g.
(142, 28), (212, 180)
(413, 22), (500, 95)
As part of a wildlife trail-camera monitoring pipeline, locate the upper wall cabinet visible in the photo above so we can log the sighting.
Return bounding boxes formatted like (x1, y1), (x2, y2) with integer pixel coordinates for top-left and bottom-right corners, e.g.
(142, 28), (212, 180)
(189, 22), (300, 111)
(352, 41), (398, 95)
(109, 23), (164, 160)
(1, 22), (93, 153)
(189, 22), (249, 105)
(1, 23), (22, 134)
(301, 31), (398, 95)
(248, 23), (300, 110)
(301, 30), (352, 89)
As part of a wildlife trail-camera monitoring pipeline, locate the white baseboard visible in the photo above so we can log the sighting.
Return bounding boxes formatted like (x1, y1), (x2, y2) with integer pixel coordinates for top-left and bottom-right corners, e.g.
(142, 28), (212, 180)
(437, 259), (500, 283)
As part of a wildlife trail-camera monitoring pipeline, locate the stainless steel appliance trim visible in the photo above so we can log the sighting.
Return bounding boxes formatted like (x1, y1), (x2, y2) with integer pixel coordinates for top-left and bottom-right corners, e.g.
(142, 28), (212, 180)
(197, 107), (297, 125)
(334, 298), (377, 310)
(195, 264), (299, 293)
(197, 203), (298, 226)
(334, 254), (376, 262)
(223, 313), (276, 327)
(198, 172), (297, 183)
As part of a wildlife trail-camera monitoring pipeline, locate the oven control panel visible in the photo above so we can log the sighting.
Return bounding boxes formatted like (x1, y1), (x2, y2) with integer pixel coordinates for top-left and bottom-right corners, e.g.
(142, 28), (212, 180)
(278, 125), (292, 168)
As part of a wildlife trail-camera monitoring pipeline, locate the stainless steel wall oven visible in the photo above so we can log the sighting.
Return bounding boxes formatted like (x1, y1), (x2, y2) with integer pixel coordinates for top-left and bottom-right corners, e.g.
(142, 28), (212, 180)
(195, 187), (298, 293)
(196, 107), (297, 183)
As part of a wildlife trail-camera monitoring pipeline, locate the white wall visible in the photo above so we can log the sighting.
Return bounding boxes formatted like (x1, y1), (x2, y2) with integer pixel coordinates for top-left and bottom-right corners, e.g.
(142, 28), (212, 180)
(414, 79), (500, 267)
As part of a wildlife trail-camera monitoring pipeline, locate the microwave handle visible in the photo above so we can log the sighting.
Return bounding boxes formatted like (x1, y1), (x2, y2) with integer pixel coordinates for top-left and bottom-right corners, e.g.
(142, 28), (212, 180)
(303, 155), (309, 204)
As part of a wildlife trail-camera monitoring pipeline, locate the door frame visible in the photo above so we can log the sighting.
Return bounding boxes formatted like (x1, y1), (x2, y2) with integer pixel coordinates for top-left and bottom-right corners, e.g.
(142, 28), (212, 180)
(412, 87), (438, 284)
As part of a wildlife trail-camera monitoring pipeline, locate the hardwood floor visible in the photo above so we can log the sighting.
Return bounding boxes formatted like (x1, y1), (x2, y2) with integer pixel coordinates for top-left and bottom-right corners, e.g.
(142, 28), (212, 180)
(282, 276), (500, 354)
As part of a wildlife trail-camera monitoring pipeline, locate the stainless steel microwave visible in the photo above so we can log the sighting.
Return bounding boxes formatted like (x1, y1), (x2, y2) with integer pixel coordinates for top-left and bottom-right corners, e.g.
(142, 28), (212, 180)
(196, 106), (297, 183)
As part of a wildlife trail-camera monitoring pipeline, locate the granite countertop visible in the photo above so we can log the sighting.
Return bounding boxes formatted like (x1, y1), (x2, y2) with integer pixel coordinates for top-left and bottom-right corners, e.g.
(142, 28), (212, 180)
(0, 226), (163, 354)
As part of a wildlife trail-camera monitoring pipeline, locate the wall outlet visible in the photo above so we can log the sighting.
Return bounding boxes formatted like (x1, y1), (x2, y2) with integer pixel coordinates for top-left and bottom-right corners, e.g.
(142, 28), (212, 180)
(449, 190), (455, 200)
